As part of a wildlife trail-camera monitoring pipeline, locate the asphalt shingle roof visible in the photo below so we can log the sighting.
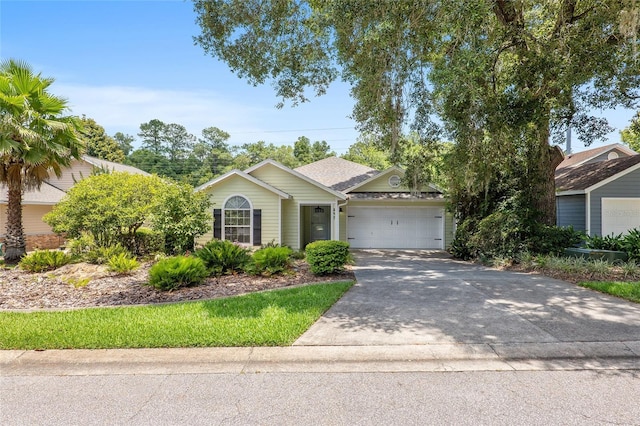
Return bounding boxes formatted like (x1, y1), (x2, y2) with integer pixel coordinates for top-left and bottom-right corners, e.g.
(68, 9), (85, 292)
(294, 156), (379, 192)
(557, 143), (637, 170)
(83, 155), (150, 175)
(0, 182), (67, 204)
(555, 155), (640, 192)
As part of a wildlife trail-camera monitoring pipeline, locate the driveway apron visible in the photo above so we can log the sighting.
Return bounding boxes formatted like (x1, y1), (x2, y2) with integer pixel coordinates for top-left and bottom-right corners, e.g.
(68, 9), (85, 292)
(294, 250), (640, 348)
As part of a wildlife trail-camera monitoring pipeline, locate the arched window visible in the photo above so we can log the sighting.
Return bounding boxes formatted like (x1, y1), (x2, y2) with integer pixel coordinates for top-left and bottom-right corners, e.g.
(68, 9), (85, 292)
(223, 195), (251, 244)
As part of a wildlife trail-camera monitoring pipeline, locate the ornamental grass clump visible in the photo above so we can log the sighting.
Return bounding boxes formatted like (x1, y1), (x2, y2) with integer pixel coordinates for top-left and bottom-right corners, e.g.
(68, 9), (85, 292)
(147, 256), (208, 291)
(305, 240), (350, 275)
(19, 250), (72, 273)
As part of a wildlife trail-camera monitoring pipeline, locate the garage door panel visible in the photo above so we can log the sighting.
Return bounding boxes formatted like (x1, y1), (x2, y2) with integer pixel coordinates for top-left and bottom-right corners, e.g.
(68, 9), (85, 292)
(347, 207), (444, 249)
(602, 198), (640, 236)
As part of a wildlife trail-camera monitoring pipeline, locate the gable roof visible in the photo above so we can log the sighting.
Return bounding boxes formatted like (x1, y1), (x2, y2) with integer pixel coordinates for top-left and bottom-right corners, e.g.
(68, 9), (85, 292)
(294, 156), (379, 192)
(557, 143), (637, 170)
(344, 165), (442, 194)
(556, 155), (640, 194)
(246, 159), (347, 200)
(1, 182), (67, 205)
(195, 169), (291, 199)
(82, 155), (149, 175)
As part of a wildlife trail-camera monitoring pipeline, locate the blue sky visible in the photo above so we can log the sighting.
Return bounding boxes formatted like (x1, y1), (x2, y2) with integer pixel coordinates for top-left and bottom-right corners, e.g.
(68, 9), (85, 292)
(0, 0), (636, 155)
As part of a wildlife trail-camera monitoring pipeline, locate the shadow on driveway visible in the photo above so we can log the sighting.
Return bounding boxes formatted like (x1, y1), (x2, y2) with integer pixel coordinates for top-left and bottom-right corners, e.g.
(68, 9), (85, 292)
(294, 250), (640, 347)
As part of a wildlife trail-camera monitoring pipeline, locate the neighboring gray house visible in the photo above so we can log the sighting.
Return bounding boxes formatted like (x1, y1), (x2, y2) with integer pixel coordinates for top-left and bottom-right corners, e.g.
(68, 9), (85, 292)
(556, 155), (640, 236)
(557, 143), (637, 169)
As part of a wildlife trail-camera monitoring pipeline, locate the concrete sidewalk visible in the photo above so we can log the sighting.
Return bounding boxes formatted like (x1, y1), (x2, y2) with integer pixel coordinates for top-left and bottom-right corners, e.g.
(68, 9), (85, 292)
(2, 250), (639, 375)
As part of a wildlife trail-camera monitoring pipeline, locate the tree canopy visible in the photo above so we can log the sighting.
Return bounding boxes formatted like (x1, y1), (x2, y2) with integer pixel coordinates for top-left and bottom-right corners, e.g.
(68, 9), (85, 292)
(193, 0), (640, 227)
(79, 116), (125, 162)
(621, 111), (640, 152)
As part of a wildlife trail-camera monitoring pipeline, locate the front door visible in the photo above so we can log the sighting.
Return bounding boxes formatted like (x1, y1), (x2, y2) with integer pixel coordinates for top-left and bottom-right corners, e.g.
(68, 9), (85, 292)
(310, 206), (330, 241)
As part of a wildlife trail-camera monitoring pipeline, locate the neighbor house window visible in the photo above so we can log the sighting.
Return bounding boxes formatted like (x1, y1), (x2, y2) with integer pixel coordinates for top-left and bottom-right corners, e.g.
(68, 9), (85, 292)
(224, 195), (251, 244)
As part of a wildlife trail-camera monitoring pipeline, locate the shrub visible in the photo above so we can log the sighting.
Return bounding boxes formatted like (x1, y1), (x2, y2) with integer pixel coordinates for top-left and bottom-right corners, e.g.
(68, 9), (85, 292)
(107, 253), (140, 274)
(467, 211), (525, 259)
(621, 228), (640, 261)
(305, 240), (350, 275)
(147, 256), (208, 291)
(449, 218), (477, 260)
(586, 228), (640, 261)
(66, 232), (97, 258)
(290, 250), (306, 260)
(194, 239), (250, 276)
(528, 225), (585, 256)
(19, 250), (72, 273)
(84, 244), (130, 265)
(586, 233), (624, 251)
(248, 246), (292, 276)
(119, 227), (165, 256)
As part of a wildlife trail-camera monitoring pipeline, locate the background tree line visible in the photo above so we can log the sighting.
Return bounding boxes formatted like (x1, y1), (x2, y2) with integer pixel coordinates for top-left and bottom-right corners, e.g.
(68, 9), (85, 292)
(81, 115), (458, 189)
(81, 116), (341, 186)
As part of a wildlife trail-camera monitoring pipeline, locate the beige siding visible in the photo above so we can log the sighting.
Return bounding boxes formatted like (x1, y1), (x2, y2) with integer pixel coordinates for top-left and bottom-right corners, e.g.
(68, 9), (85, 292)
(339, 209), (347, 242)
(281, 199), (299, 249)
(251, 164), (340, 249)
(49, 159), (94, 191)
(251, 164), (339, 202)
(24, 205), (55, 234)
(355, 169), (409, 193)
(0, 205), (54, 237)
(195, 175), (281, 247)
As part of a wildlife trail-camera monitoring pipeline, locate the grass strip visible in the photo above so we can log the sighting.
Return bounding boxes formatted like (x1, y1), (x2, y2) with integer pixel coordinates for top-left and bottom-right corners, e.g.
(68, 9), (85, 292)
(578, 281), (640, 303)
(0, 281), (353, 350)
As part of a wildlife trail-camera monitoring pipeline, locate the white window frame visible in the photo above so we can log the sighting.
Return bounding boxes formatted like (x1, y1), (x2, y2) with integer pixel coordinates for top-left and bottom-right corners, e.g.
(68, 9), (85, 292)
(222, 194), (253, 245)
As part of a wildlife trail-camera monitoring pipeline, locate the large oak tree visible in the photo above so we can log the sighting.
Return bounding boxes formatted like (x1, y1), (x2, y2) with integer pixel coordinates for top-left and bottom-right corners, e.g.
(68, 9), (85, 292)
(193, 0), (640, 225)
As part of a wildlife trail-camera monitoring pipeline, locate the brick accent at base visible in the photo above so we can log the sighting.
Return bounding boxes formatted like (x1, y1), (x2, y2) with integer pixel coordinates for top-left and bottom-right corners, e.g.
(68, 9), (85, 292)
(0, 234), (65, 252)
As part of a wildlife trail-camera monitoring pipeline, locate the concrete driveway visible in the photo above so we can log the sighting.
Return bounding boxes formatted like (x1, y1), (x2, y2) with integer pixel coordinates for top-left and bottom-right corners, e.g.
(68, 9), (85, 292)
(295, 250), (640, 358)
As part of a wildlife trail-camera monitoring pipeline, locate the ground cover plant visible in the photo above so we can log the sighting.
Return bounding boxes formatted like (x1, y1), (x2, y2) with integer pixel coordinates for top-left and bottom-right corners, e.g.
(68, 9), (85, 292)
(0, 281), (353, 349)
(501, 254), (640, 303)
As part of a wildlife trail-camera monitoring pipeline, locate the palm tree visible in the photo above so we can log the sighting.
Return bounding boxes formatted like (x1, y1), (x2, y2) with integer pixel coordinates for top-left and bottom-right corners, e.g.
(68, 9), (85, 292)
(0, 59), (84, 263)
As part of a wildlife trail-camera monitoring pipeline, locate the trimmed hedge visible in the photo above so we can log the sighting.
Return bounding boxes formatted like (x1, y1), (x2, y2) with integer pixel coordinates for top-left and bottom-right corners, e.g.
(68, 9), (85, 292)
(305, 240), (350, 275)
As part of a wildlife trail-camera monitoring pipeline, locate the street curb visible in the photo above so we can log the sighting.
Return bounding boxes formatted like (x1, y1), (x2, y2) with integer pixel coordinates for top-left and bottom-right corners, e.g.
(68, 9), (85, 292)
(2, 343), (639, 375)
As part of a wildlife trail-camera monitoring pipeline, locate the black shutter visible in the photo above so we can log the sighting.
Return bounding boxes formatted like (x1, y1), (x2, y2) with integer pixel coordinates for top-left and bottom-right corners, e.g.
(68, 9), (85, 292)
(213, 209), (221, 240)
(253, 209), (262, 246)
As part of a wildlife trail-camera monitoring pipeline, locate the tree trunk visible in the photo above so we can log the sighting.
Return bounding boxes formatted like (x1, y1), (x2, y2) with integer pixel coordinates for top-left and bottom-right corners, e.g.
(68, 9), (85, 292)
(530, 128), (565, 226)
(4, 177), (26, 263)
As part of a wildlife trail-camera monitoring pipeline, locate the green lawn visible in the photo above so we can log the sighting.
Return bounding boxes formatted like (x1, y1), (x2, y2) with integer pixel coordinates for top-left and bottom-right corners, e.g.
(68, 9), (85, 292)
(579, 281), (640, 303)
(0, 281), (353, 350)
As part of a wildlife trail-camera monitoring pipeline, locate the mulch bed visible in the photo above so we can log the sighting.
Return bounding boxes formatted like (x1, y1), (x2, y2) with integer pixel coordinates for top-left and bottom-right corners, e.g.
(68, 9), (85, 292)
(0, 260), (355, 311)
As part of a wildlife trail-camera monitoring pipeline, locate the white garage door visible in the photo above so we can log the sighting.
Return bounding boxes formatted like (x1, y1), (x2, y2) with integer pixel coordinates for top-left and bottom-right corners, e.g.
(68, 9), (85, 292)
(601, 198), (640, 236)
(347, 207), (444, 249)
